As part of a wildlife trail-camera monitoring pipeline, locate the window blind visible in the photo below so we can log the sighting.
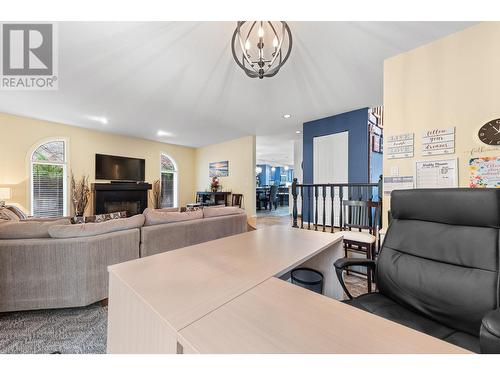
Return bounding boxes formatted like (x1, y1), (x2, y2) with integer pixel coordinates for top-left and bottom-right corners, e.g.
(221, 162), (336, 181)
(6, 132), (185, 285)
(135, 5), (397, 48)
(32, 163), (64, 217)
(161, 172), (174, 208)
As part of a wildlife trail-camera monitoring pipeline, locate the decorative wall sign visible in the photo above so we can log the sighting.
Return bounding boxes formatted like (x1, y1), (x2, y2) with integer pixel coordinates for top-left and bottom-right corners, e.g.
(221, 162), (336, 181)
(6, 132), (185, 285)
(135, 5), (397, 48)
(209, 161), (229, 177)
(383, 176), (414, 196)
(421, 127), (455, 156)
(415, 159), (458, 188)
(387, 133), (414, 159)
(469, 156), (500, 188)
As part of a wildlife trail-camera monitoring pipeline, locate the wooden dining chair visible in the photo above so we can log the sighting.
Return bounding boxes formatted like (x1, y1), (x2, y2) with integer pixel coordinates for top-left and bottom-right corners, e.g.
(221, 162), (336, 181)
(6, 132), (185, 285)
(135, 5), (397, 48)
(231, 193), (243, 208)
(338, 200), (380, 292)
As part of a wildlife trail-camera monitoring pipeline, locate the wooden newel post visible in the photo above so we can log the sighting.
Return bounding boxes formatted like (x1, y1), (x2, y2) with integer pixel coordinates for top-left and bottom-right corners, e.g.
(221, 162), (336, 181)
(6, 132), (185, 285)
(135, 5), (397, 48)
(378, 174), (383, 202)
(378, 174), (383, 229)
(292, 178), (298, 228)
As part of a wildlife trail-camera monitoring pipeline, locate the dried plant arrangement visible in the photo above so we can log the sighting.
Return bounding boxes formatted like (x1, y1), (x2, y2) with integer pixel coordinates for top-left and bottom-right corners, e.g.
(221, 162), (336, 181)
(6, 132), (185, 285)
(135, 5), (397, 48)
(71, 173), (91, 217)
(150, 179), (162, 209)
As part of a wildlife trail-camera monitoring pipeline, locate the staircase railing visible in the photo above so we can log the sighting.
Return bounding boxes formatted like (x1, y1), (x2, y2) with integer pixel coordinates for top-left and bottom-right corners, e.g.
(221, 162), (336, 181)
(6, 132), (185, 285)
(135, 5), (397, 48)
(291, 176), (382, 231)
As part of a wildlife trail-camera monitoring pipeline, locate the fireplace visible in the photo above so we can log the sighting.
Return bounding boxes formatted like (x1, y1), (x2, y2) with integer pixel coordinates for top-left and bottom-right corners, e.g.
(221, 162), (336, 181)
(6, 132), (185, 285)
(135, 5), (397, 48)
(92, 182), (152, 216)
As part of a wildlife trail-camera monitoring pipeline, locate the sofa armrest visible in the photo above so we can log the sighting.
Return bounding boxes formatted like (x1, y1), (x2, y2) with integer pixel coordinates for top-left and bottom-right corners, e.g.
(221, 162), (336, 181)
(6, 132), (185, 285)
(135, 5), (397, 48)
(334, 258), (376, 300)
(480, 308), (500, 353)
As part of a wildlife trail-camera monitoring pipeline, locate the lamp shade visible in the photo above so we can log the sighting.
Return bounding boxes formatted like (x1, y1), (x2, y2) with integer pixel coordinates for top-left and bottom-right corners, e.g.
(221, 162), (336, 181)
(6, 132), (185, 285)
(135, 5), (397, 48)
(0, 187), (11, 200)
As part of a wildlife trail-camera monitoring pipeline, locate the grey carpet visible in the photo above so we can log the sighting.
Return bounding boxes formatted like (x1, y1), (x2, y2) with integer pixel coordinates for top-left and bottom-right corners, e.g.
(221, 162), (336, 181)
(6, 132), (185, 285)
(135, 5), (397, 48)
(0, 303), (107, 354)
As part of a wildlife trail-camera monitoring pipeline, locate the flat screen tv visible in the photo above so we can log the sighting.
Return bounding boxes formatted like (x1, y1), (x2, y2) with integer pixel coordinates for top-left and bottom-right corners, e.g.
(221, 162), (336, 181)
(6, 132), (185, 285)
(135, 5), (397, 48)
(95, 154), (145, 182)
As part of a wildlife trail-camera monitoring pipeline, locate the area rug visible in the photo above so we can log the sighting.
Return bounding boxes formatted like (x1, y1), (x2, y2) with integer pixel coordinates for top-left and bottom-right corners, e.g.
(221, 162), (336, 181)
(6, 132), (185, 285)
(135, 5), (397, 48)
(0, 303), (107, 354)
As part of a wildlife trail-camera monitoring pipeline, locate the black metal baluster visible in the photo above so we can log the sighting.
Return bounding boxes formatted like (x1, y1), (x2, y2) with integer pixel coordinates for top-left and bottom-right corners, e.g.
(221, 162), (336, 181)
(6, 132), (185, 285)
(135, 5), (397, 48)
(339, 187), (344, 229)
(330, 185), (334, 233)
(322, 186), (326, 232)
(314, 186), (318, 231)
(291, 178), (298, 228)
(300, 186), (304, 229)
(308, 187), (311, 230)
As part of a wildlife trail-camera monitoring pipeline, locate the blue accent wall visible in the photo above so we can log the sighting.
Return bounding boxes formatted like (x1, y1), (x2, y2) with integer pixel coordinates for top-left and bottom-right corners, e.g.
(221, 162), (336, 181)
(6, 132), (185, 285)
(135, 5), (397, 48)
(302, 108), (371, 222)
(273, 167), (282, 183)
(303, 107), (370, 185)
(256, 164), (271, 186)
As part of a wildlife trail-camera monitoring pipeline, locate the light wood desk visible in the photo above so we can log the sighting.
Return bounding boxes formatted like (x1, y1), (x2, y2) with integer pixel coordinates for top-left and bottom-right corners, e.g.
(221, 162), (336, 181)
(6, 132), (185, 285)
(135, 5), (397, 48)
(107, 226), (343, 353)
(178, 277), (470, 354)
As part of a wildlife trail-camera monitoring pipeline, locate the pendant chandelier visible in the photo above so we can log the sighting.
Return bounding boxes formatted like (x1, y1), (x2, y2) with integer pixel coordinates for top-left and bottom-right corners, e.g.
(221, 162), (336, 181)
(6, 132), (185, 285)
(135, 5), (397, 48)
(231, 21), (292, 79)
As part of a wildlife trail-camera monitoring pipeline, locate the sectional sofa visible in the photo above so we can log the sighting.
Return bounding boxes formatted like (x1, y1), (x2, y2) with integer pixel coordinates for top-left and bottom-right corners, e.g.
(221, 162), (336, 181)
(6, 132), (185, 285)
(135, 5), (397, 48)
(0, 206), (247, 312)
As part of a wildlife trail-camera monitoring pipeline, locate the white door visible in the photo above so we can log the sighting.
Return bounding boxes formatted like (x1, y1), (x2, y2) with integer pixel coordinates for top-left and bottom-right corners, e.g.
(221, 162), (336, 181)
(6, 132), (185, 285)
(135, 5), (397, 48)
(313, 132), (349, 227)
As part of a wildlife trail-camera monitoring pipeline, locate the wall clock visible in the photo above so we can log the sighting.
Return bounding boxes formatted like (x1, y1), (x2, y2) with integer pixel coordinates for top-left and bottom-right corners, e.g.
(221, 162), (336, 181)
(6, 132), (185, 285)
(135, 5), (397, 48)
(478, 119), (500, 145)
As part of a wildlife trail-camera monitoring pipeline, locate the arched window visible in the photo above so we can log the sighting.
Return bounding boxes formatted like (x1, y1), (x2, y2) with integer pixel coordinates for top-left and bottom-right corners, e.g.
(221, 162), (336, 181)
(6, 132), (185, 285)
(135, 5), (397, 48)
(160, 153), (178, 208)
(30, 139), (67, 217)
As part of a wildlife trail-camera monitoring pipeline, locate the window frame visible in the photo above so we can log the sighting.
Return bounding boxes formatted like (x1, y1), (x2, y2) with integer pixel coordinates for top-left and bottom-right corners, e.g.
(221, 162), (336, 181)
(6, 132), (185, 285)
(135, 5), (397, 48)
(29, 138), (69, 217)
(160, 152), (178, 209)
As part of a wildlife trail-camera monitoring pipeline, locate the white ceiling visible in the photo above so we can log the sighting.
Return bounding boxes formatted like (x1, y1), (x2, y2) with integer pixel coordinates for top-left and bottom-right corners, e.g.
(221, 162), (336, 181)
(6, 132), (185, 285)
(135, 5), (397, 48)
(256, 136), (294, 167)
(1, 22), (475, 161)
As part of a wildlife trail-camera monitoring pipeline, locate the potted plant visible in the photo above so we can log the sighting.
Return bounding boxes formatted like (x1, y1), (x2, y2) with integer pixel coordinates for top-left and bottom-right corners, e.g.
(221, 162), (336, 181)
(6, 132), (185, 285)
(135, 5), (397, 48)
(150, 179), (162, 209)
(210, 176), (221, 192)
(71, 173), (90, 219)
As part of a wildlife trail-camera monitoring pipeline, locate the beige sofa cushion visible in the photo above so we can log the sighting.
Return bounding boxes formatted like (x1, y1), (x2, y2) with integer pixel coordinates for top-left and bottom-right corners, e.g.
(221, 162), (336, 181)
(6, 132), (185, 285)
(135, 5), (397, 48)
(203, 206), (245, 218)
(144, 208), (202, 226)
(0, 218), (71, 239)
(49, 214), (145, 238)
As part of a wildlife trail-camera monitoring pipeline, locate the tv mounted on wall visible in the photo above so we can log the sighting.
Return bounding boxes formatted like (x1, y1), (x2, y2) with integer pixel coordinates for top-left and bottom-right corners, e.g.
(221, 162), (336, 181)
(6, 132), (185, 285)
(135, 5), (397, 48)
(95, 154), (145, 182)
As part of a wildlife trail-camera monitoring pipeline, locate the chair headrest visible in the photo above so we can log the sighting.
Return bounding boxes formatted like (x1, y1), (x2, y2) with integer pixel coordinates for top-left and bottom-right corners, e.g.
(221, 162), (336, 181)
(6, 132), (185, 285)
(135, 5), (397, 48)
(391, 188), (500, 228)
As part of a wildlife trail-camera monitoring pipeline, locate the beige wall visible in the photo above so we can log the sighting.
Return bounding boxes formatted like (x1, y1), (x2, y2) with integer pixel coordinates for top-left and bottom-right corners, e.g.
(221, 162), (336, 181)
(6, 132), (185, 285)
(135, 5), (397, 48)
(383, 22), (500, 226)
(0, 112), (196, 215)
(195, 136), (256, 217)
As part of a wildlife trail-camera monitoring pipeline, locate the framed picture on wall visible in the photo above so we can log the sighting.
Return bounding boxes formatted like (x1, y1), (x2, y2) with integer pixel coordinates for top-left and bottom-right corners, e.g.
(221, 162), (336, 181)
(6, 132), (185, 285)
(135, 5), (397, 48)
(469, 156), (500, 188)
(209, 161), (229, 177)
(372, 134), (383, 153)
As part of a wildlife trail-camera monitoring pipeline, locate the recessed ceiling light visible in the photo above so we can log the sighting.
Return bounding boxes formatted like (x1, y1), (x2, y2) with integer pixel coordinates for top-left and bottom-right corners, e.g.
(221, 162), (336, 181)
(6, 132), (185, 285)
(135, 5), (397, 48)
(157, 130), (172, 137)
(283, 114), (292, 119)
(89, 116), (108, 125)
(296, 130), (301, 134)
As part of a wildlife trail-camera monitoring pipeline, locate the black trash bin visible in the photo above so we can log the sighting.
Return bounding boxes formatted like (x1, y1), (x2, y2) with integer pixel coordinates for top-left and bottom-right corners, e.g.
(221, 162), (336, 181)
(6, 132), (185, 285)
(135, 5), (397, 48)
(290, 267), (324, 294)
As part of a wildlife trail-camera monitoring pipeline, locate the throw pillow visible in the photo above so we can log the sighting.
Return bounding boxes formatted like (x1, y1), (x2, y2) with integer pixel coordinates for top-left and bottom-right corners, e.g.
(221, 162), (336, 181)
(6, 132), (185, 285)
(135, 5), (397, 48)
(49, 214), (145, 238)
(83, 211), (127, 223)
(6, 205), (28, 220)
(186, 205), (202, 212)
(0, 207), (20, 221)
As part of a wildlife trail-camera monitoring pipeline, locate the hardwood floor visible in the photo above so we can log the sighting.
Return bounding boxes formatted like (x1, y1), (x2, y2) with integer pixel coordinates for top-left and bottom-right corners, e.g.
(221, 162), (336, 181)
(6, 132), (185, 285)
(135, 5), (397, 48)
(252, 212), (371, 298)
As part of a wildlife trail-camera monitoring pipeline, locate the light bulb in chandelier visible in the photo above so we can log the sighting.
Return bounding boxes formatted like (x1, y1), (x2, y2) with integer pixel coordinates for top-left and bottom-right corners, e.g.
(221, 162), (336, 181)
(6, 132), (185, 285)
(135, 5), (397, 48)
(258, 25), (264, 38)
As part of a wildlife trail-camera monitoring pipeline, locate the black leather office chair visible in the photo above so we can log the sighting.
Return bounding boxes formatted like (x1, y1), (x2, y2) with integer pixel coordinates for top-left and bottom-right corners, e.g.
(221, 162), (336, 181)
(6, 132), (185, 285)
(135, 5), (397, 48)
(334, 188), (500, 353)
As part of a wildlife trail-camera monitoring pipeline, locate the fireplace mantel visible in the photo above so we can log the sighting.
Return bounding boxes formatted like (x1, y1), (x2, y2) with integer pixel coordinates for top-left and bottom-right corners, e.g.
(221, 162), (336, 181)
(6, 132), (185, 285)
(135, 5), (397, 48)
(92, 182), (152, 216)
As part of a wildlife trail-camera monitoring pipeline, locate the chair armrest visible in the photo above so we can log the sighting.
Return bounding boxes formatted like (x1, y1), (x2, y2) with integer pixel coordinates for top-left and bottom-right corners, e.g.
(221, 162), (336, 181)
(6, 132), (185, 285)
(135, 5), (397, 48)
(334, 258), (376, 300)
(480, 308), (500, 353)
